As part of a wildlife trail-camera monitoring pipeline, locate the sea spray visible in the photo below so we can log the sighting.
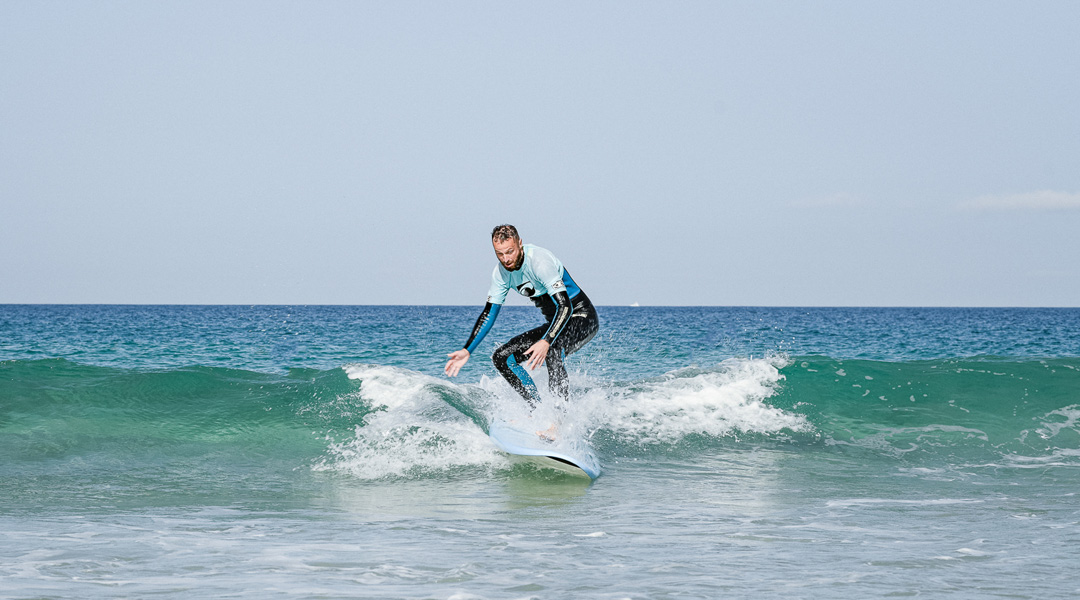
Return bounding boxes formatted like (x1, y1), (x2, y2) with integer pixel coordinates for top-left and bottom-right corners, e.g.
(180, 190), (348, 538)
(315, 364), (505, 480)
(312, 357), (812, 479)
(595, 356), (810, 447)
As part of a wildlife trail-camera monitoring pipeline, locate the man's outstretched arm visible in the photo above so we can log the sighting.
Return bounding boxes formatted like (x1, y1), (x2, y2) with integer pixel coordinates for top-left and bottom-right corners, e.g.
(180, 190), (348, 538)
(445, 302), (501, 376)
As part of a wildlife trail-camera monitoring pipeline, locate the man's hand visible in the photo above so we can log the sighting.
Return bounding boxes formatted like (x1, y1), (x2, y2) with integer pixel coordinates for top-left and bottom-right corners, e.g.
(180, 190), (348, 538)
(523, 339), (551, 370)
(445, 349), (470, 377)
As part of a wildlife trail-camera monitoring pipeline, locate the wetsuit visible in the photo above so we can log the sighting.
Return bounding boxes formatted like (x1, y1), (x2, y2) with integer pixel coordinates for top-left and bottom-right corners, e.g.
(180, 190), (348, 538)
(461, 244), (599, 407)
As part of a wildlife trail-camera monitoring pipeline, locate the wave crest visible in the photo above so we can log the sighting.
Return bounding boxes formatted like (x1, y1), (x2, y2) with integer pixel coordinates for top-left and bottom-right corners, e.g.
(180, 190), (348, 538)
(314, 364), (504, 480)
(595, 357), (811, 446)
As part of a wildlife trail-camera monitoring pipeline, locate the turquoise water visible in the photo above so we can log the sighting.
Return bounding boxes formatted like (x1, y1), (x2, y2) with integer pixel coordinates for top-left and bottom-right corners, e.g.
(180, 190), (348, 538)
(2, 305), (1079, 598)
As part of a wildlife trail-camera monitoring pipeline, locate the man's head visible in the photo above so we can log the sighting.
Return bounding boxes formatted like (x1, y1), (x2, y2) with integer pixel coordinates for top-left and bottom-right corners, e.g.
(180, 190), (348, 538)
(491, 224), (524, 271)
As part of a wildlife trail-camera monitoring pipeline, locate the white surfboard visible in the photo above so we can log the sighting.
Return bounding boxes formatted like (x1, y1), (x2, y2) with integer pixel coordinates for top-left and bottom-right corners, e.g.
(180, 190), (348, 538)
(488, 419), (601, 479)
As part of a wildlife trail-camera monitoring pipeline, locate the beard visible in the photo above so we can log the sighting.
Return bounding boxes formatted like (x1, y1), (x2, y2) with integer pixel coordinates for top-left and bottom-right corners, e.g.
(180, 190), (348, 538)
(511, 253), (524, 271)
(504, 248), (524, 271)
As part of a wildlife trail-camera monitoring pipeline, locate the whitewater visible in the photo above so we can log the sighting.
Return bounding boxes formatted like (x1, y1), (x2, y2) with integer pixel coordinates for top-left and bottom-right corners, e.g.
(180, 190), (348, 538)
(2, 305), (1079, 598)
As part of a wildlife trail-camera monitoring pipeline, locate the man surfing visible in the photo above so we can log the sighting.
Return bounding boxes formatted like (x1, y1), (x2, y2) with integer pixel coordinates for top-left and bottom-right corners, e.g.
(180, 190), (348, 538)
(444, 225), (599, 410)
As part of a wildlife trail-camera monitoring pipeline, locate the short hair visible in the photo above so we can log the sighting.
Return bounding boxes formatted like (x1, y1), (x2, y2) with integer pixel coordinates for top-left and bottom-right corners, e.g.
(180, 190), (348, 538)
(491, 224), (520, 243)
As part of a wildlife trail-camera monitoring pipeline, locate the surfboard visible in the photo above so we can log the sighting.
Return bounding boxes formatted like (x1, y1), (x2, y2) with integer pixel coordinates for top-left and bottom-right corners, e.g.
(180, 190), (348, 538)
(488, 419), (601, 479)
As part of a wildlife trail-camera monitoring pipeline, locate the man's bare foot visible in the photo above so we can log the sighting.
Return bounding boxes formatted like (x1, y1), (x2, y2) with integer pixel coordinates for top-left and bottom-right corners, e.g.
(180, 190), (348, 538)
(537, 423), (558, 442)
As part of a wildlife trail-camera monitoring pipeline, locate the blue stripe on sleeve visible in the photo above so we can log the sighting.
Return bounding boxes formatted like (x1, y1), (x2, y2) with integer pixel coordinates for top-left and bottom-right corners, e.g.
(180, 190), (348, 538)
(465, 303), (500, 354)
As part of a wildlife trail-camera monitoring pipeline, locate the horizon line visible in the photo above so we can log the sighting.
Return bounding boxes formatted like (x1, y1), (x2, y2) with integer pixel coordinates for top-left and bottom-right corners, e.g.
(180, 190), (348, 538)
(1, 303), (1078, 309)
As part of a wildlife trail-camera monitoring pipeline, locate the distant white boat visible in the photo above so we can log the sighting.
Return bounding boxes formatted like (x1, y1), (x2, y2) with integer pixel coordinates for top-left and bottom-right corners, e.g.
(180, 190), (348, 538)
(630, 302), (640, 307)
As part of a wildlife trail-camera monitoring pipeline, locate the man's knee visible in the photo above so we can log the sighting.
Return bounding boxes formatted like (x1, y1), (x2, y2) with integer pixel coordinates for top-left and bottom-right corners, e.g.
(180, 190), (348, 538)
(492, 342), (511, 363)
(492, 345), (523, 373)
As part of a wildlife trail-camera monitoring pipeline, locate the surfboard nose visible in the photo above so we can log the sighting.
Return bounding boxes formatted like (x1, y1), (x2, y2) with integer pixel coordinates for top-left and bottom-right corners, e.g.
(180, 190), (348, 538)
(488, 420), (601, 479)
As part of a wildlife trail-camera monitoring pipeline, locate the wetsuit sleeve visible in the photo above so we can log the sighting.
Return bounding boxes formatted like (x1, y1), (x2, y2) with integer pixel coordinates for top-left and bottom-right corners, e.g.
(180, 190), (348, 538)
(463, 302), (501, 353)
(542, 291), (573, 344)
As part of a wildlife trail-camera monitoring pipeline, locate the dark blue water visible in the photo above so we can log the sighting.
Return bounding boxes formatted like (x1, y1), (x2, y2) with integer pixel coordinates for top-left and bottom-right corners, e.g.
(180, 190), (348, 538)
(4, 305), (1078, 374)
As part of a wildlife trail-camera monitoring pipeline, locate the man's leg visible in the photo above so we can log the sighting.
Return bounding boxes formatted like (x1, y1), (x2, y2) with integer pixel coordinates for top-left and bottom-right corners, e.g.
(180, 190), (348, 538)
(492, 324), (548, 407)
(544, 347), (569, 401)
(545, 299), (600, 402)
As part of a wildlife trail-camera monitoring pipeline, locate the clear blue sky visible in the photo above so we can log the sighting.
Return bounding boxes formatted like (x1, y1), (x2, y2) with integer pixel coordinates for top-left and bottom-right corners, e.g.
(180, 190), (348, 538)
(2, 1), (1078, 306)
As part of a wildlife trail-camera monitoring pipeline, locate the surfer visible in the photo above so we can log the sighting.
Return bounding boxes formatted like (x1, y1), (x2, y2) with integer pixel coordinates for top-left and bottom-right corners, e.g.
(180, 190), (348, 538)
(444, 224), (599, 408)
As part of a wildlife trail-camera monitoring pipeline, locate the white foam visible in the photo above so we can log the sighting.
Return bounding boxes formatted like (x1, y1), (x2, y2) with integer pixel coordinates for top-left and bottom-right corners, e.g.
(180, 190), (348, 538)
(595, 357), (809, 445)
(342, 364), (446, 411)
(476, 357), (809, 448)
(825, 498), (983, 508)
(314, 364), (505, 480)
(995, 446), (1080, 469)
(474, 371), (601, 456)
(317, 358), (810, 478)
(955, 547), (993, 557)
(1031, 404), (1080, 441)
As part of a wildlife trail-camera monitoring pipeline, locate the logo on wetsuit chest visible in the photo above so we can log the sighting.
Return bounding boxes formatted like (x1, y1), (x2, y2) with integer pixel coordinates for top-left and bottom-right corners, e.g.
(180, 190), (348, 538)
(516, 282), (536, 297)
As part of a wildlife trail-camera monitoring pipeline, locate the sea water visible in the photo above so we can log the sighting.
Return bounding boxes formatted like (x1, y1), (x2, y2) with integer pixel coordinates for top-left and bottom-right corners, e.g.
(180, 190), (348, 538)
(1, 305), (1079, 598)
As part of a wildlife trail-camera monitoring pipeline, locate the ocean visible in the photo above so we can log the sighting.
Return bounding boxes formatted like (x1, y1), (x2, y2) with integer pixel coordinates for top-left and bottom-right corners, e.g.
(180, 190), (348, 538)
(2, 305), (1079, 598)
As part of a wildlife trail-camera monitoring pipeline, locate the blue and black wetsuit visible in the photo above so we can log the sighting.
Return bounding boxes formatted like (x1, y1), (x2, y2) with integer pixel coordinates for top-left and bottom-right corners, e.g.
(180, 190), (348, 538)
(461, 244), (599, 407)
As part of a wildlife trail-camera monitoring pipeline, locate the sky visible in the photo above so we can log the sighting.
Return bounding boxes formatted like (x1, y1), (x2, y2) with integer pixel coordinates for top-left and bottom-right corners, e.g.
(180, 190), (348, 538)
(2, 1), (1078, 306)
